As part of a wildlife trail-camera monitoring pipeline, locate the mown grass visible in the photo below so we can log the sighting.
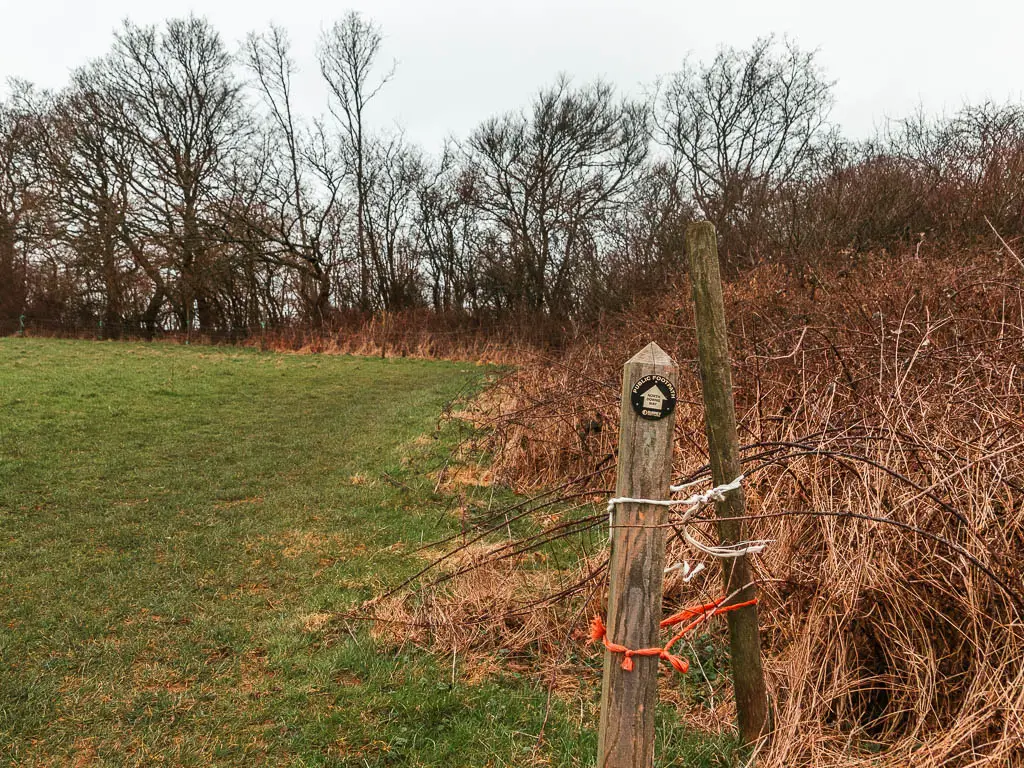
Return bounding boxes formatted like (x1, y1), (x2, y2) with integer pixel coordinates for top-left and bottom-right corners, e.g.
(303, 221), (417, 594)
(0, 339), (735, 767)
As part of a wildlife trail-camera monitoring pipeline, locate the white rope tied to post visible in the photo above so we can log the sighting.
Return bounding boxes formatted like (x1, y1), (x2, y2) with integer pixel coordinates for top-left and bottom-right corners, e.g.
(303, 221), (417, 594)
(606, 475), (746, 521)
(681, 532), (771, 559)
(670, 474), (743, 498)
(607, 474), (772, 560)
(664, 561), (705, 582)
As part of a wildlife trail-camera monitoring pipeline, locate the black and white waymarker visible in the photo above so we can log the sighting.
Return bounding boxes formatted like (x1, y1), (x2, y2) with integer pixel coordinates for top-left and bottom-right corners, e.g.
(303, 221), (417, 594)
(629, 374), (677, 421)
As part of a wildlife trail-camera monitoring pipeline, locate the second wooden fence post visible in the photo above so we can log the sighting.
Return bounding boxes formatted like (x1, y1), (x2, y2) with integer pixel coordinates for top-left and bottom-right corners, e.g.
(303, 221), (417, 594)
(598, 342), (678, 768)
(686, 221), (769, 744)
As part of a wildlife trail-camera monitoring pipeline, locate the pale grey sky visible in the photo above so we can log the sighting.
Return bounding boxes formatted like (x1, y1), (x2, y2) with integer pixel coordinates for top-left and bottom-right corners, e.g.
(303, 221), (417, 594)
(2, 0), (1021, 148)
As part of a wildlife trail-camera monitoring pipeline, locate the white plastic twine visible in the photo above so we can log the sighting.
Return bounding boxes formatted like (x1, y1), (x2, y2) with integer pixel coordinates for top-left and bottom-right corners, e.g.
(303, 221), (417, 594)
(670, 475), (743, 498)
(606, 497), (675, 538)
(680, 532), (772, 559)
(606, 475), (745, 522)
(607, 474), (773, 560)
(664, 561), (705, 582)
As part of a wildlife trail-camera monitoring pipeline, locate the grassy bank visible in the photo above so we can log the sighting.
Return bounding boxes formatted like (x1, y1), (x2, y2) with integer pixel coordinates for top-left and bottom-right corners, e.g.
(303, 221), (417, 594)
(0, 339), (732, 767)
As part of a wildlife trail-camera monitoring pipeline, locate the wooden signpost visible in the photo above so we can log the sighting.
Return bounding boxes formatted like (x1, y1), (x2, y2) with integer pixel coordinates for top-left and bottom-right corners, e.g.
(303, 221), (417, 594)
(598, 342), (678, 768)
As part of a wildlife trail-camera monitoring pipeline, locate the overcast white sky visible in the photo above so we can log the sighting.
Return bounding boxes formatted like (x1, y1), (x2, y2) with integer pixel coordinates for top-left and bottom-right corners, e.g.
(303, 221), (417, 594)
(1, 0), (1021, 149)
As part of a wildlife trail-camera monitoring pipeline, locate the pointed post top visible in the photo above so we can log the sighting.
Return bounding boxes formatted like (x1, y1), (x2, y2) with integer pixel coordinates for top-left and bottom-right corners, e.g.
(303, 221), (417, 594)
(626, 341), (676, 369)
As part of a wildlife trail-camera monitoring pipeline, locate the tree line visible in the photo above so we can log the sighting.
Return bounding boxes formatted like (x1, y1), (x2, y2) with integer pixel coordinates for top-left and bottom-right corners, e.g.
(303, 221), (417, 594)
(2, 14), (1023, 336)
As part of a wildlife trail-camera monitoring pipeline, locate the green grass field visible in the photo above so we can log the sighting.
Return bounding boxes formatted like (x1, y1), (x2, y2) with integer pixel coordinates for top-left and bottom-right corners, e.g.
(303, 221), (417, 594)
(0, 339), (735, 767)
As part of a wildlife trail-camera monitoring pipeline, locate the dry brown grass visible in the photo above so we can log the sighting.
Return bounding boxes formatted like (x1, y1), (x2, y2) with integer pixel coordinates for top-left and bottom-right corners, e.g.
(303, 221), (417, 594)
(399, 247), (1024, 766)
(367, 542), (590, 686)
(251, 319), (542, 365)
(13, 310), (563, 366)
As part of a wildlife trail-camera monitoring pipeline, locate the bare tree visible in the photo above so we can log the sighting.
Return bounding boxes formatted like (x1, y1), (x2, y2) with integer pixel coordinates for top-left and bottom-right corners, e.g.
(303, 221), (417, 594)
(318, 11), (395, 312)
(36, 70), (147, 336)
(0, 83), (45, 329)
(237, 24), (348, 325)
(467, 77), (650, 317)
(99, 15), (246, 331)
(658, 37), (833, 263)
(596, 161), (692, 313)
(363, 136), (425, 310)
(413, 146), (481, 313)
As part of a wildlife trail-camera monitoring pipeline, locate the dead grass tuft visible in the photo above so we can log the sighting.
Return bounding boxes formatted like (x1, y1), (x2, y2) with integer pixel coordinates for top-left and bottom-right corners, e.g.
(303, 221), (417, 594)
(369, 543), (589, 682)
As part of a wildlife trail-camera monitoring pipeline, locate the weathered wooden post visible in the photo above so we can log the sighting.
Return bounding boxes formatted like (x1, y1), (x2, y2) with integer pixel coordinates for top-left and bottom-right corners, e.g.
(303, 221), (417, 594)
(598, 342), (678, 768)
(686, 221), (769, 744)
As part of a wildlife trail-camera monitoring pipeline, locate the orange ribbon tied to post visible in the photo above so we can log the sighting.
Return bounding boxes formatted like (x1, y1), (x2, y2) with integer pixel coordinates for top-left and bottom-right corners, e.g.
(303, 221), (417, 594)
(588, 598), (758, 675)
